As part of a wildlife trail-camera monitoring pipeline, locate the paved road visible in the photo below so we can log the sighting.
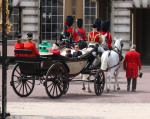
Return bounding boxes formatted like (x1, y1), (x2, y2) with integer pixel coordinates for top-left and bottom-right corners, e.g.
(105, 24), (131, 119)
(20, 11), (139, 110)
(0, 66), (150, 103)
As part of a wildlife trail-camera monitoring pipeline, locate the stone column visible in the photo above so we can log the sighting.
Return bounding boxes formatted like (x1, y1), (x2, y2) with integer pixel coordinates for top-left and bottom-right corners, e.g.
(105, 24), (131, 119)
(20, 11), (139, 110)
(75, 0), (83, 28)
(64, 0), (72, 20)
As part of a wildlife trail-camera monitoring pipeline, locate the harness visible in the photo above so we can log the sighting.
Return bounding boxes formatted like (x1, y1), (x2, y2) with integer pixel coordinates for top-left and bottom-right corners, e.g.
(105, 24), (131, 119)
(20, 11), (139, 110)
(105, 46), (123, 71)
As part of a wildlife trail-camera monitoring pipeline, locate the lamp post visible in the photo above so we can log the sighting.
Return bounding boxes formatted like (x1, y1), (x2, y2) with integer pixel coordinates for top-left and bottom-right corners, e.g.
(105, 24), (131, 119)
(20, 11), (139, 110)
(2, 0), (8, 118)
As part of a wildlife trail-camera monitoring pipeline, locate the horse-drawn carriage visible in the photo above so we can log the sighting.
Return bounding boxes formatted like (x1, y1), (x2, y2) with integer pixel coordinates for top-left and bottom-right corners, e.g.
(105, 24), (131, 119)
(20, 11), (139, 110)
(10, 48), (105, 99)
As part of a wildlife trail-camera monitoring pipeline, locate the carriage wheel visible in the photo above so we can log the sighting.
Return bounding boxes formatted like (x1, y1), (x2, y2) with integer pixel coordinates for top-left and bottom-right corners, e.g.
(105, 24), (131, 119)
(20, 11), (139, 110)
(94, 70), (105, 96)
(45, 62), (69, 99)
(10, 64), (35, 97)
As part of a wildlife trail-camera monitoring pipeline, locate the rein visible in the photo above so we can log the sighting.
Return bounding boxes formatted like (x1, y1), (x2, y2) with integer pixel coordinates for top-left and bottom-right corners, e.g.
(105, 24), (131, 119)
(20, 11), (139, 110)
(105, 44), (123, 71)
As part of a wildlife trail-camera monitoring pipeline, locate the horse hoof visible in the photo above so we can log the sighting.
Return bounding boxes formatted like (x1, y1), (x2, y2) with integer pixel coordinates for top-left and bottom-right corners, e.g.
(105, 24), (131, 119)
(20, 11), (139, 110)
(82, 87), (86, 90)
(117, 87), (120, 90)
(107, 89), (110, 92)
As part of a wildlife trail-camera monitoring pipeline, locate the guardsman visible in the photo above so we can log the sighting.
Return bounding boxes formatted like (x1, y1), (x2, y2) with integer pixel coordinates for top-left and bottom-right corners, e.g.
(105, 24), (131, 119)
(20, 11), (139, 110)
(73, 19), (86, 42)
(124, 44), (142, 92)
(24, 32), (40, 57)
(94, 19), (102, 33)
(101, 19), (112, 49)
(14, 34), (24, 56)
(66, 16), (75, 43)
(88, 24), (104, 57)
(60, 21), (71, 48)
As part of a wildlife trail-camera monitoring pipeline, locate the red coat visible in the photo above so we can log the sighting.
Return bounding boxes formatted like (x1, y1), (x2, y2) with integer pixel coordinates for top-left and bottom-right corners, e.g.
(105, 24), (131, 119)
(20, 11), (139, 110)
(14, 42), (24, 56)
(100, 31), (112, 48)
(24, 41), (40, 57)
(88, 31), (103, 44)
(124, 50), (141, 78)
(67, 27), (75, 38)
(73, 28), (87, 42)
(50, 50), (60, 55)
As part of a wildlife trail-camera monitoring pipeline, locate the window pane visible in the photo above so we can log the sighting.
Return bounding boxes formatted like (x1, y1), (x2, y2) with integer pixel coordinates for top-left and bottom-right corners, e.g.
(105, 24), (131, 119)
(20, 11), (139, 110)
(46, 24), (52, 32)
(58, 7), (63, 15)
(52, 16), (57, 23)
(58, 0), (63, 6)
(52, 7), (57, 15)
(91, 8), (96, 15)
(52, 0), (57, 6)
(52, 24), (57, 32)
(58, 16), (63, 23)
(85, 8), (90, 15)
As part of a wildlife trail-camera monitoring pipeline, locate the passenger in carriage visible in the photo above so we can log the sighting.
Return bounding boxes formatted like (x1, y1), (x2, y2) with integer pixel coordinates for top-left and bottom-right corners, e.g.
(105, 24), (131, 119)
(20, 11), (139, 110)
(24, 32), (40, 57)
(65, 48), (72, 58)
(73, 45), (82, 57)
(14, 34), (24, 56)
(101, 19), (112, 50)
(73, 19), (86, 42)
(88, 24), (105, 56)
(60, 21), (72, 48)
(66, 16), (75, 45)
(50, 43), (61, 55)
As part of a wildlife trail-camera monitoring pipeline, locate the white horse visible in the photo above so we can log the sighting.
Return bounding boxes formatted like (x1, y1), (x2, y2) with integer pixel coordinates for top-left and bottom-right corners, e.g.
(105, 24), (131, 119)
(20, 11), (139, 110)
(101, 38), (123, 92)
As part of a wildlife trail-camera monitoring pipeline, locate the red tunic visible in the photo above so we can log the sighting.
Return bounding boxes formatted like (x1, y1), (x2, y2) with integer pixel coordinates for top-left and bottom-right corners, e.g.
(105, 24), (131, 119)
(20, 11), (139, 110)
(67, 27), (75, 38)
(50, 50), (60, 55)
(24, 41), (40, 57)
(73, 28), (87, 42)
(124, 50), (141, 78)
(88, 31), (103, 44)
(100, 31), (112, 48)
(14, 42), (24, 56)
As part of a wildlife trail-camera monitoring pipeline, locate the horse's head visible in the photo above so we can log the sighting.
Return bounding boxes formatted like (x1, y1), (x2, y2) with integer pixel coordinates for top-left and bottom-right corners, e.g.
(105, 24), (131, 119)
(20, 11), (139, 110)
(114, 37), (123, 51)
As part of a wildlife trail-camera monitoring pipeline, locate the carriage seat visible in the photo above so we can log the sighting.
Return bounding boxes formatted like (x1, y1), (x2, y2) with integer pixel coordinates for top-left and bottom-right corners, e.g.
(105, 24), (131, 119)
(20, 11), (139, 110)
(14, 49), (33, 56)
(14, 49), (42, 76)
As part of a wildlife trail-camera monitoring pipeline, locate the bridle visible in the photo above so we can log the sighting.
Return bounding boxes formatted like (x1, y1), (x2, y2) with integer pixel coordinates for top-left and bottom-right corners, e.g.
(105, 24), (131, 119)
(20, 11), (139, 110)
(114, 41), (123, 54)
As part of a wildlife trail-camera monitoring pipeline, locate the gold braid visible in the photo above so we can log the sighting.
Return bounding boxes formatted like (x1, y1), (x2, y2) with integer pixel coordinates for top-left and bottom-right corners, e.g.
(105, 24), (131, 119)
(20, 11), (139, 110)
(0, 0), (12, 34)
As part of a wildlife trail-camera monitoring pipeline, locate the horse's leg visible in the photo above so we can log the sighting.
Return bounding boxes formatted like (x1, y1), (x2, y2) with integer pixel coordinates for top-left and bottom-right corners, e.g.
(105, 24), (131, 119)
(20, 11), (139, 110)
(114, 66), (120, 90)
(105, 72), (109, 91)
(82, 81), (86, 90)
(108, 69), (115, 92)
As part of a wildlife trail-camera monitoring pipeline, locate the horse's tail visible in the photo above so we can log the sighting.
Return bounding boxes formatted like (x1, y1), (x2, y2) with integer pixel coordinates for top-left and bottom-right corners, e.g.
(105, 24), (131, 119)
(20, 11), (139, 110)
(101, 51), (110, 70)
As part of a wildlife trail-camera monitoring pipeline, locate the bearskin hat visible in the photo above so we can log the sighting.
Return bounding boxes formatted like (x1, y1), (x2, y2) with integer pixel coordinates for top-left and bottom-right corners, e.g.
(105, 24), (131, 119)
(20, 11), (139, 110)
(66, 16), (74, 27)
(101, 19), (110, 32)
(92, 24), (97, 29)
(77, 19), (83, 28)
(94, 19), (101, 31)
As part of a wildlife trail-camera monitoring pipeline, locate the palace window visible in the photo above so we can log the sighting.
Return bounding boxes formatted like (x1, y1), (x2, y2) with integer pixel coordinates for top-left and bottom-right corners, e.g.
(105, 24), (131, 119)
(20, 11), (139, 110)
(41, 0), (64, 41)
(84, 0), (97, 34)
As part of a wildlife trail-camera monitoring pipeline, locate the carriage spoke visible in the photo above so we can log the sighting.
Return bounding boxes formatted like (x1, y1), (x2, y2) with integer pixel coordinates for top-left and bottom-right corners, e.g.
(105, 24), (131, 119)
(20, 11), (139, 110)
(15, 69), (22, 78)
(25, 83), (28, 94)
(27, 80), (34, 85)
(47, 83), (53, 88)
(26, 82), (32, 91)
(49, 83), (54, 94)
(15, 82), (21, 89)
(19, 83), (23, 93)
(55, 85), (58, 96)
(23, 83), (25, 95)
(52, 84), (56, 96)
(13, 75), (20, 78)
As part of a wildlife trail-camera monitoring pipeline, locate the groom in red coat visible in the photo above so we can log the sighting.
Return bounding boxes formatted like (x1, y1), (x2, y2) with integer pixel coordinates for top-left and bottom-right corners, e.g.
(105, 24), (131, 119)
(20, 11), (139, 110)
(124, 44), (141, 92)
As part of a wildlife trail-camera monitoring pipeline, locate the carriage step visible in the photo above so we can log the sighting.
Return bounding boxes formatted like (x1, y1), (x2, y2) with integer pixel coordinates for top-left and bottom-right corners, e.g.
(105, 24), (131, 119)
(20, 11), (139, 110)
(10, 81), (13, 86)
